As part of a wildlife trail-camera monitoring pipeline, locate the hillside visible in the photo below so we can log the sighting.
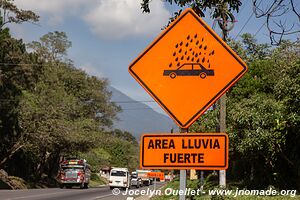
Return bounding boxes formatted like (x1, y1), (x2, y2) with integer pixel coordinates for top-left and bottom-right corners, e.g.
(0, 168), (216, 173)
(109, 86), (177, 139)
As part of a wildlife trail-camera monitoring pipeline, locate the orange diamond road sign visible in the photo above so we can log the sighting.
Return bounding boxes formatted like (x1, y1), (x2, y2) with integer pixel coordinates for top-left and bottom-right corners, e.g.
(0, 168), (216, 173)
(129, 8), (248, 128)
(141, 133), (228, 170)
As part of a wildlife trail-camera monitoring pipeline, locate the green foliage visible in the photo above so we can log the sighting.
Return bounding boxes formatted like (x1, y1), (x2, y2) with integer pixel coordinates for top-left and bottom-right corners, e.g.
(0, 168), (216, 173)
(0, 29), (139, 186)
(78, 129), (139, 172)
(0, 26), (39, 172)
(101, 136), (139, 171)
(228, 40), (299, 189)
(90, 173), (101, 181)
(27, 31), (71, 63)
(0, 0), (39, 29)
(78, 147), (111, 172)
(141, 0), (241, 19)
(89, 173), (107, 187)
(192, 35), (300, 190)
(109, 129), (138, 145)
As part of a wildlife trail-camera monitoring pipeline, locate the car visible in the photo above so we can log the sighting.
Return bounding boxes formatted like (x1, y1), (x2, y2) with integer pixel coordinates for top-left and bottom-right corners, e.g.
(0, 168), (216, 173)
(130, 171), (143, 188)
(163, 63), (214, 79)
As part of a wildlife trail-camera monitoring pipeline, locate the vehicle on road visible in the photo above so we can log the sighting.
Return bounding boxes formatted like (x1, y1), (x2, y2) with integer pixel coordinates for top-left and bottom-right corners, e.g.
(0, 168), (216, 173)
(130, 171), (143, 188)
(58, 158), (91, 189)
(163, 63), (214, 79)
(109, 168), (131, 189)
(136, 169), (153, 186)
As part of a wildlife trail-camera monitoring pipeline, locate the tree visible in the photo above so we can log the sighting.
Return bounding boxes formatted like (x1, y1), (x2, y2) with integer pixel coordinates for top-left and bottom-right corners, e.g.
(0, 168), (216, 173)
(143, 0), (300, 45)
(227, 40), (300, 189)
(0, 26), (39, 168)
(13, 32), (121, 180)
(191, 35), (300, 189)
(27, 31), (71, 63)
(79, 131), (139, 172)
(0, 0), (39, 29)
(252, 0), (300, 45)
(0, 1), (40, 179)
(110, 129), (138, 145)
(141, 0), (241, 19)
(1, 31), (122, 183)
(142, 0), (240, 40)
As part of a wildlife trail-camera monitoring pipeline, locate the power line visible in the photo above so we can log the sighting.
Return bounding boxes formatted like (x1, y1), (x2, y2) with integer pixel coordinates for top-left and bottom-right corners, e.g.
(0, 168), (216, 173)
(234, 0), (263, 40)
(121, 107), (160, 111)
(0, 99), (160, 110)
(113, 100), (155, 103)
(254, 21), (267, 37)
(0, 99), (156, 104)
(234, 12), (255, 40)
(0, 62), (44, 66)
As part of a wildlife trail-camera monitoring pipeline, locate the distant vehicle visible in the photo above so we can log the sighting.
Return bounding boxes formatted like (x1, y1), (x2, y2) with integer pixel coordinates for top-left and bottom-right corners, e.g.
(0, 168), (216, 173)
(163, 63), (214, 79)
(130, 171), (143, 188)
(164, 174), (174, 182)
(136, 169), (153, 186)
(58, 158), (91, 189)
(109, 168), (131, 189)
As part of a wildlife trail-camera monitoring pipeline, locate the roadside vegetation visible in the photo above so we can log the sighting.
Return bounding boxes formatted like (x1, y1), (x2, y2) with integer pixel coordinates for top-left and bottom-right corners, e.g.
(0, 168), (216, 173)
(153, 34), (300, 199)
(89, 173), (108, 187)
(153, 177), (299, 200)
(190, 35), (300, 191)
(0, 0), (299, 194)
(142, 0), (300, 193)
(0, 1), (138, 188)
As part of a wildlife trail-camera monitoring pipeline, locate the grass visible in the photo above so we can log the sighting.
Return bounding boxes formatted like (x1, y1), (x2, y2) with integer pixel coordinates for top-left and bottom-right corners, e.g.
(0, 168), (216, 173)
(89, 173), (108, 187)
(151, 178), (299, 200)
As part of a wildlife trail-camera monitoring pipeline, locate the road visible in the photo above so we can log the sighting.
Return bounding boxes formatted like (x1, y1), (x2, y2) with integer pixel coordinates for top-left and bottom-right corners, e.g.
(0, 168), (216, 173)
(0, 183), (164, 200)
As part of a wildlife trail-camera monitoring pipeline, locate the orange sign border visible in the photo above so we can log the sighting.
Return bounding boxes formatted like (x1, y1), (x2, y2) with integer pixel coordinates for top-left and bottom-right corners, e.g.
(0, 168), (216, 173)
(140, 133), (228, 170)
(129, 8), (248, 128)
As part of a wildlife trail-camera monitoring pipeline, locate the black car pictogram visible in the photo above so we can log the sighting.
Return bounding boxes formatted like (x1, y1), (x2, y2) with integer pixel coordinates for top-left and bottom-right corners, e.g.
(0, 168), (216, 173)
(163, 63), (214, 79)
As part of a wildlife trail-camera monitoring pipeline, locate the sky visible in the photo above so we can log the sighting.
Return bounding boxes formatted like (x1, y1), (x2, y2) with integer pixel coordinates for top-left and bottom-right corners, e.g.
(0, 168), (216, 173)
(10, 0), (300, 115)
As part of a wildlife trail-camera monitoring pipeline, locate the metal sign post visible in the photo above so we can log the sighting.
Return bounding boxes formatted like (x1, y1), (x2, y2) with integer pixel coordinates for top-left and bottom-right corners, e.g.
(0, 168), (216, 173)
(180, 127), (188, 200)
(179, 170), (186, 200)
(219, 94), (227, 187)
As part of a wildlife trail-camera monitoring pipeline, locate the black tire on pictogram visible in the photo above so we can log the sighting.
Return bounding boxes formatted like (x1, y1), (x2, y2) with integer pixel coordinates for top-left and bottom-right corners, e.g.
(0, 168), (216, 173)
(170, 72), (177, 79)
(200, 72), (207, 79)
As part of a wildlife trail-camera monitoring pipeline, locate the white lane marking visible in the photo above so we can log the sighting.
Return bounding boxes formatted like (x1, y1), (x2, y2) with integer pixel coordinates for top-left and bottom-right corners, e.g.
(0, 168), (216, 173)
(93, 193), (114, 199)
(6, 189), (92, 200)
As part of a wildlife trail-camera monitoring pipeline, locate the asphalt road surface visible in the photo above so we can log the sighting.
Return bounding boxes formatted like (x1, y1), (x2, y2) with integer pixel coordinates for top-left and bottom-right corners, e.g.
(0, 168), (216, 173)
(0, 183), (164, 200)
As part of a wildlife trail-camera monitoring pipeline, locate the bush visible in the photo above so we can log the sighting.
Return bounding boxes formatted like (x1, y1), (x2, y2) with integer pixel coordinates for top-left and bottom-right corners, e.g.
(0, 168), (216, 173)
(90, 173), (101, 181)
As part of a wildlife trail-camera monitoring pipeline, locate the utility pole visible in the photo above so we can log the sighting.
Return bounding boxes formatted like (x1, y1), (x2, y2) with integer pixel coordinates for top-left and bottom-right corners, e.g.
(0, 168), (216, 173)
(217, 3), (235, 188)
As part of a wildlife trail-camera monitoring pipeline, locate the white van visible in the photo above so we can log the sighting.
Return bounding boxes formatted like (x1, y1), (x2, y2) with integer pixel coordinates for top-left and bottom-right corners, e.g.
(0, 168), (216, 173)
(109, 168), (130, 189)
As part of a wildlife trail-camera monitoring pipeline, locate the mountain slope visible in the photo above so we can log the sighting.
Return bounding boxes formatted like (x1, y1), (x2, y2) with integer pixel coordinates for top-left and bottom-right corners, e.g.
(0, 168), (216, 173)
(109, 86), (177, 139)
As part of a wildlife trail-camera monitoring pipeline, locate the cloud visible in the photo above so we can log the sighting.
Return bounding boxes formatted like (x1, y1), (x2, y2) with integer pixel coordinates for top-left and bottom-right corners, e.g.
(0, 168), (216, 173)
(14, 0), (88, 25)
(14, 0), (170, 39)
(14, 0), (86, 13)
(83, 0), (170, 39)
